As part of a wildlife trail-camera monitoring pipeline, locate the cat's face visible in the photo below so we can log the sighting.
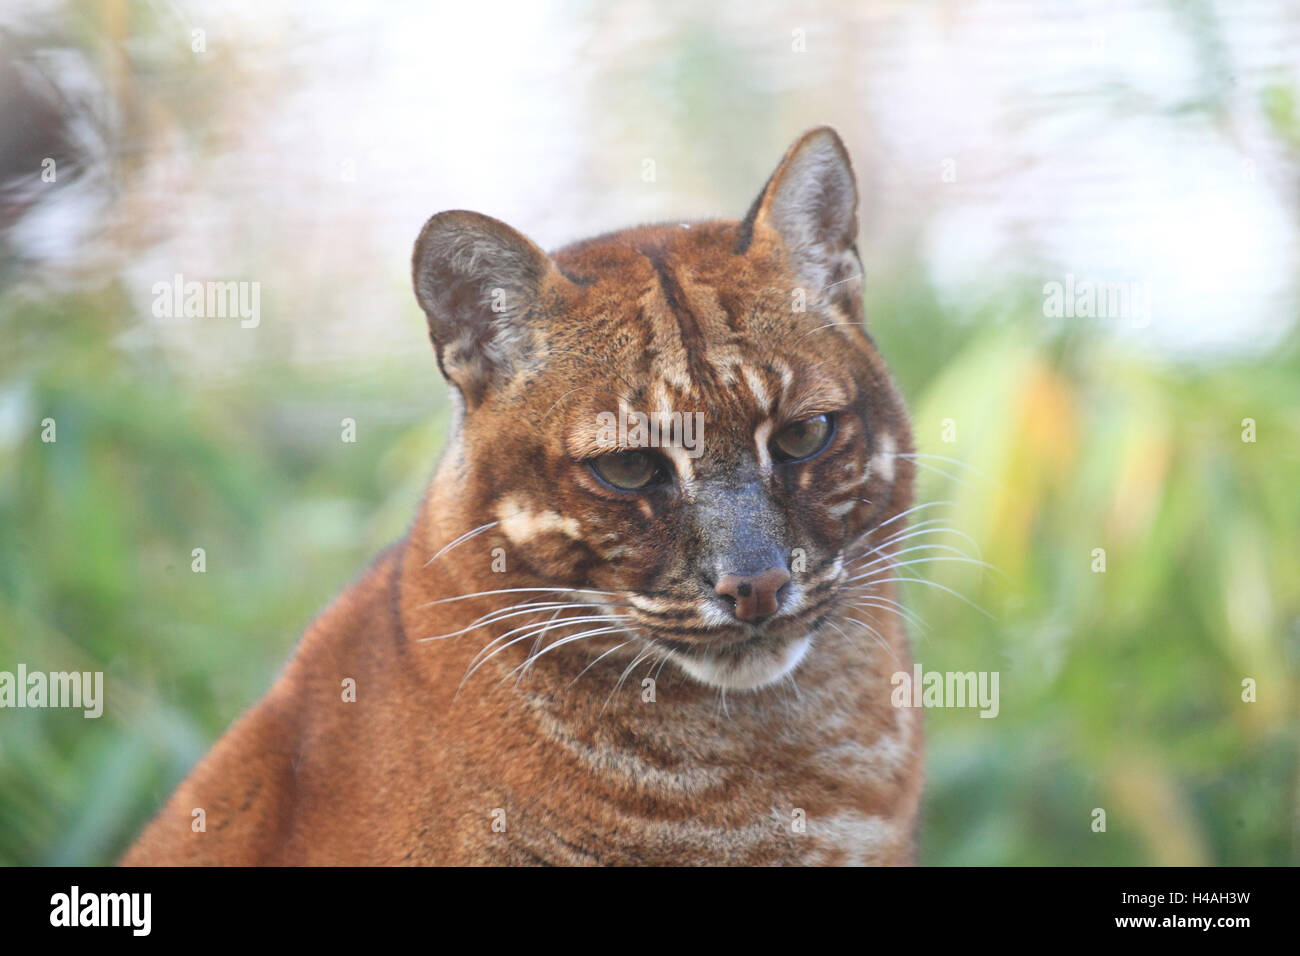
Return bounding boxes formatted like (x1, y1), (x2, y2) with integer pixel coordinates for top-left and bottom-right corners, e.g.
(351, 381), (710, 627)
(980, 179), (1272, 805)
(414, 128), (914, 691)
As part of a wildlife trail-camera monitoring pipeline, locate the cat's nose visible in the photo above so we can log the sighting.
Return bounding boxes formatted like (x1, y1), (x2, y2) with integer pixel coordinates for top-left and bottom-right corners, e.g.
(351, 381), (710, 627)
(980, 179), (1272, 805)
(714, 566), (792, 622)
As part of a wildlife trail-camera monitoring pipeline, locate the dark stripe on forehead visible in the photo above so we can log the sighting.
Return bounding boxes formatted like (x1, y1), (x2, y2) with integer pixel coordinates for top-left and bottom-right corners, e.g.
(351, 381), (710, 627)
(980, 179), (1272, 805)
(641, 247), (712, 385)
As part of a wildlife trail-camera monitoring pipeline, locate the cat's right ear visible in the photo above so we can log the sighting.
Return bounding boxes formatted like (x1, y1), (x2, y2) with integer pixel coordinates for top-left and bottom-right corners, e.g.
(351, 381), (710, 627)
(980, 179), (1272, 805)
(412, 210), (564, 407)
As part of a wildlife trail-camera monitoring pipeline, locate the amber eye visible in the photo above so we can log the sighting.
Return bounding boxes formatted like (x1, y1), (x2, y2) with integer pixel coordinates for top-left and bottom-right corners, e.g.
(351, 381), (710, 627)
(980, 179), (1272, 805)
(771, 414), (834, 462)
(589, 450), (667, 491)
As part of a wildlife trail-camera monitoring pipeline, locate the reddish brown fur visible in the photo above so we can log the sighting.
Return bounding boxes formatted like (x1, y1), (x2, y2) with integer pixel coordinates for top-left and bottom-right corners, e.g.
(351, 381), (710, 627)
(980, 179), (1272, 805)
(124, 128), (922, 866)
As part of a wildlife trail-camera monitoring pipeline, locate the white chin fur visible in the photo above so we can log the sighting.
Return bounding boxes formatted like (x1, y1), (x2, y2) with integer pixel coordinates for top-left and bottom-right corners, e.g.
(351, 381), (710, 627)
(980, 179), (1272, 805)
(673, 635), (812, 691)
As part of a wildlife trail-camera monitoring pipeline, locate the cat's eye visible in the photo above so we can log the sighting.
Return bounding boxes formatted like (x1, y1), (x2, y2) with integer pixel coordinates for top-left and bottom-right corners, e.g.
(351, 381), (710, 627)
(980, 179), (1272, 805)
(589, 450), (668, 491)
(771, 414), (834, 463)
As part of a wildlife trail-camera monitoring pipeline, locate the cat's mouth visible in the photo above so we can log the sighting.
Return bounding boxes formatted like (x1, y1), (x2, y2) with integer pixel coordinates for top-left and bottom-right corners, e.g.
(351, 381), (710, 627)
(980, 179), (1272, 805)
(603, 564), (845, 690)
(655, 628), (816, 691)
(627, 603), (834, 691)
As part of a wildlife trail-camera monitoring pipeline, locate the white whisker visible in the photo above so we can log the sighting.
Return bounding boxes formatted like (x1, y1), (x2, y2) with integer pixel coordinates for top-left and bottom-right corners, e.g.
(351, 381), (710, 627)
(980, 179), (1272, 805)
(859, 575), (995, 619)
(419, 585), (621, 610)
(422, 520), (499, 568)
(508, 626), (637, 685)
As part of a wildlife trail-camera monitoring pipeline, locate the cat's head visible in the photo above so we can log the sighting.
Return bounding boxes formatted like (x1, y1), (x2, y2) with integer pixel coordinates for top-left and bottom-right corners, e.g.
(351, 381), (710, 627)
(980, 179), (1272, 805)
(412, 127), (914, 691)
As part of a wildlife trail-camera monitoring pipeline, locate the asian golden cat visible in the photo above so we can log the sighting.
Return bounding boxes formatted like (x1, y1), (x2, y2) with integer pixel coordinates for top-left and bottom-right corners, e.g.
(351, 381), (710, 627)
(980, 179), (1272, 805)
(124, 127), (922, 866)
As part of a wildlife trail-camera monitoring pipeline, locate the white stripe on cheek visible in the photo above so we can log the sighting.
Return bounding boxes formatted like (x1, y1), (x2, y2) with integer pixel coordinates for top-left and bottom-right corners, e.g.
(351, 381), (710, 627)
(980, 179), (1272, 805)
(496, 496), (582, 543)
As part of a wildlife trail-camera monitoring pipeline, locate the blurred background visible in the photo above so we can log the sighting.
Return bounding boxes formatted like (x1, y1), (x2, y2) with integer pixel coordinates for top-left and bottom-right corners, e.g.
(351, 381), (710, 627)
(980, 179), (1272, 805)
(1, 0), (1297, 866)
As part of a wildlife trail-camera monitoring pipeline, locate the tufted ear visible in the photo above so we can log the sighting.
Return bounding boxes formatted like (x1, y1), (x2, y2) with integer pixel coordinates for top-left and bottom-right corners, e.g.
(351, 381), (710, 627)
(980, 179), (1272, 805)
(740, 127), (863, 314)
(412, 210), (564, 406)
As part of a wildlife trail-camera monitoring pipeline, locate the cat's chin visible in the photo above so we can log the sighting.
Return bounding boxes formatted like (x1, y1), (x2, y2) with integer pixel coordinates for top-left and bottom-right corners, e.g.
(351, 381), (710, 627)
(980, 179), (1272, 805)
(670, 634), (812, 691)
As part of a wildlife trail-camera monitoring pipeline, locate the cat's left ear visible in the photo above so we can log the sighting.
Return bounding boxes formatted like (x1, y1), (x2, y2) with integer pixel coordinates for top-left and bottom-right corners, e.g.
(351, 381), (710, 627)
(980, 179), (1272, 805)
(740, 126), (863, 313)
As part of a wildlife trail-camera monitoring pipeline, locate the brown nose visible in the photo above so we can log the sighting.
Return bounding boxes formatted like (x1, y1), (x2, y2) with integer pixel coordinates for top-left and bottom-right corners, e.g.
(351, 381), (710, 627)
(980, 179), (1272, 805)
(714, 567), (791, 622)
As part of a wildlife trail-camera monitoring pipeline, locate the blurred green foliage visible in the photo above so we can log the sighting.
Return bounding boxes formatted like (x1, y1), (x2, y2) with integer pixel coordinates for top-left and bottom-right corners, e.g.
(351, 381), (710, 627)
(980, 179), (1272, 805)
(870, 263), (1300, 865)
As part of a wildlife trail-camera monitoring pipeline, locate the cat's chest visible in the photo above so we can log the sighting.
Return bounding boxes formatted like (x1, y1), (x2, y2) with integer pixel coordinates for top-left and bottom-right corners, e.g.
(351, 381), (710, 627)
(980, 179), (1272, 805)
(465, 793), (905, 866)
(442, 696), (914, 865)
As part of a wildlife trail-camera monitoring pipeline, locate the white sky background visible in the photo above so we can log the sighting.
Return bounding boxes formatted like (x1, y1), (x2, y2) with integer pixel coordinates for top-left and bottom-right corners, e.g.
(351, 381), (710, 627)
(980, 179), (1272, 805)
(10, 0), (1300, 365)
